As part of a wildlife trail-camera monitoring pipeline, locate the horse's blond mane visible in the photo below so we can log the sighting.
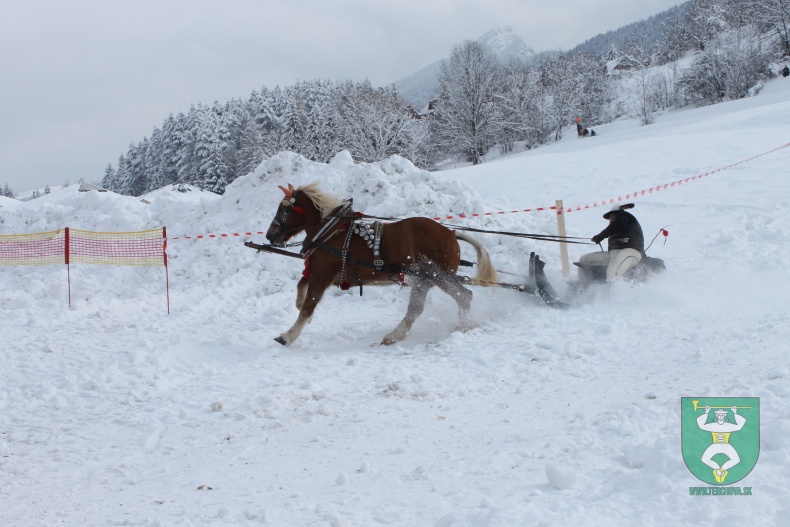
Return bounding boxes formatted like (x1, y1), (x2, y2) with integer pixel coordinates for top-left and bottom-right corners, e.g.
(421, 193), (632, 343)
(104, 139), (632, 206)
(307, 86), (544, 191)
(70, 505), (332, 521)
(298, 182), (344, 218)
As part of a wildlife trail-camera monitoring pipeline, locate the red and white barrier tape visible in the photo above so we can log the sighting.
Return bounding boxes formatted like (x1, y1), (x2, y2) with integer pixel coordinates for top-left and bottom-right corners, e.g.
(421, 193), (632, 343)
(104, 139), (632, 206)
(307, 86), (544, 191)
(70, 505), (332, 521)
(561, 140), (790, 214)
(170, 141), (790, 240)
(171, 231), (267, 241)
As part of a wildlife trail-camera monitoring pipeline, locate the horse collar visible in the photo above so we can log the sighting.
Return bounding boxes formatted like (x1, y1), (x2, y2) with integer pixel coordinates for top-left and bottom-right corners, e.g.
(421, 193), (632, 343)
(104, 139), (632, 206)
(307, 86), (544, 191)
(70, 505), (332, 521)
(300, 200), (355, 256)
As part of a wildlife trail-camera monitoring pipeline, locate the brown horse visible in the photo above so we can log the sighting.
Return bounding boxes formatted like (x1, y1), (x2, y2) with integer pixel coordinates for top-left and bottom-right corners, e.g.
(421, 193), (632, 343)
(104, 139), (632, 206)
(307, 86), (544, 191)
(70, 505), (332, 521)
(265, 182), (498, 347)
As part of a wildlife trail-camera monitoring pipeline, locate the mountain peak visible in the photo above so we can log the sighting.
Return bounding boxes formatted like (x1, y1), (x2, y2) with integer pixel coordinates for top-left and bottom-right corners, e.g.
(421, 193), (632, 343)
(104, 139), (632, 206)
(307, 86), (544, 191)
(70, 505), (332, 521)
(394, 26), (535, 107)
(477, 26), (534, 60)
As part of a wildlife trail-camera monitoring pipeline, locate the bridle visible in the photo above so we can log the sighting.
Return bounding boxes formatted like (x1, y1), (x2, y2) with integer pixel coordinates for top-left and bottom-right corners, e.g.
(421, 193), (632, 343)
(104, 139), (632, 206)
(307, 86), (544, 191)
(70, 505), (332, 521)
(272, 195), (306, 227)
(267, 184), (357, 263)
(268, 192), (308, 246)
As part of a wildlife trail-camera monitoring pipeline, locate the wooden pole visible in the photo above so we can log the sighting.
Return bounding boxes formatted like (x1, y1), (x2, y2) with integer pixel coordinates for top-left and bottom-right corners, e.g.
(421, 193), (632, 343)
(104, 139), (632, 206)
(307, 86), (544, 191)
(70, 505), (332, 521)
(163, 227), (170, 314)
(555, 200), (570, 277)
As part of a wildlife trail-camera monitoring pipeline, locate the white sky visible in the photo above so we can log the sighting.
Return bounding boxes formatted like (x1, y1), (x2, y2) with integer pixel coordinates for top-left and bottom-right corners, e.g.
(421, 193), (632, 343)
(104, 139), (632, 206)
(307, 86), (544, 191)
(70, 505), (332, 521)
(0, 0), (684, 194)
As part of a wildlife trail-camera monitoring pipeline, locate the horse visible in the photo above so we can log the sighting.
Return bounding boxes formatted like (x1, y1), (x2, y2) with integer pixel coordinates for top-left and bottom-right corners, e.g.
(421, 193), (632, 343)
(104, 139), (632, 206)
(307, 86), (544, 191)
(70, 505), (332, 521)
(264, 182), (499, 347)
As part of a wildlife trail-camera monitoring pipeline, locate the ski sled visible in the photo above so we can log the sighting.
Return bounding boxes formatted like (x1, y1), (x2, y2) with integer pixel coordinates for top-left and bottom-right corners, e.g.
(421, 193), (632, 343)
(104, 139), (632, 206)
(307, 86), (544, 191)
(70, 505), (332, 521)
(559, 255), (667, 303)
(512, 253), (667, 309)
(497, 252), (572, 309)
(572, 255), (666, 285)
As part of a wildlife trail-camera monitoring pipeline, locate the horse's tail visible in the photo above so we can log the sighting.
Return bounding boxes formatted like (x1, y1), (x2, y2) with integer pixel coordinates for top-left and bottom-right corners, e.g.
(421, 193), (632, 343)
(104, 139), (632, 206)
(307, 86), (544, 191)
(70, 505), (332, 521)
(454, 231), (499, 286)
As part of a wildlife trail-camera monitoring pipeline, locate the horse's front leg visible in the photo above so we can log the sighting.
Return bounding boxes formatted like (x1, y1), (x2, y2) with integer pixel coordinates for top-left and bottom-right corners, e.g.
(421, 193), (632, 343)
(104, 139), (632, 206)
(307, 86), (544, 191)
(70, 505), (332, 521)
(295, 276), (308, 310)
(276, 274), (334, 347)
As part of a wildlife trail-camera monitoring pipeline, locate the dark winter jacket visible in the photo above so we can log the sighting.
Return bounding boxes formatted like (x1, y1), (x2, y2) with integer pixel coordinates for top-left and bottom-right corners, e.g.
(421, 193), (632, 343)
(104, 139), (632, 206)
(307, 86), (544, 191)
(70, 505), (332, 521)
(592, 211), (644, 253)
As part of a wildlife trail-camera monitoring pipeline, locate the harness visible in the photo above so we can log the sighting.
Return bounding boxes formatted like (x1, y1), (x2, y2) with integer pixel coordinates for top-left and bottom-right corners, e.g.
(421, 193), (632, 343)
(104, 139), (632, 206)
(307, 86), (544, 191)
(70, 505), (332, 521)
(351, 220), (384, 270)
(299, 200), (355, 257)
(294, 199), (391, 293)
(273, 194), (473, 295)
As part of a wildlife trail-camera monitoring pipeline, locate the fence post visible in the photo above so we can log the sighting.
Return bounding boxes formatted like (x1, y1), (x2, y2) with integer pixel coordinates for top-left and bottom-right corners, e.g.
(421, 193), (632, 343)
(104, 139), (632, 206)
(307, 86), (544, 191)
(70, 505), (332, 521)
(65, 227), (72, 307)
(555, 200), (570, 277)
(163, 227), (170, 314)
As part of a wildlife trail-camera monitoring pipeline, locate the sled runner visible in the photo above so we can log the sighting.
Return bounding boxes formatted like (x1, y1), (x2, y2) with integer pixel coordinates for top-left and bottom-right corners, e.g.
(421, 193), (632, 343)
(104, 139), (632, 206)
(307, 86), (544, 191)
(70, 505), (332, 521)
(502, 252), (573, 309)
(551, 255), (668, 303)
(572, 255), (666, 284)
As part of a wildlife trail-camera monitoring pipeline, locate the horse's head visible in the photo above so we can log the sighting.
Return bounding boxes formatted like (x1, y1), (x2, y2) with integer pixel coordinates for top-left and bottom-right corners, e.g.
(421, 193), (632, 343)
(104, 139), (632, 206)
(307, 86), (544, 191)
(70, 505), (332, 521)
(265, 183), (310, 246)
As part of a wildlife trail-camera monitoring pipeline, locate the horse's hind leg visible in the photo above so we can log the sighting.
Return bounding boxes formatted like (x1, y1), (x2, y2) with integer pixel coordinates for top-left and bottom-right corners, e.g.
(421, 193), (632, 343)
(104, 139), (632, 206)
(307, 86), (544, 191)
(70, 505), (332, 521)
(436, 279), (473, 330)
(381, 278), (432, 346)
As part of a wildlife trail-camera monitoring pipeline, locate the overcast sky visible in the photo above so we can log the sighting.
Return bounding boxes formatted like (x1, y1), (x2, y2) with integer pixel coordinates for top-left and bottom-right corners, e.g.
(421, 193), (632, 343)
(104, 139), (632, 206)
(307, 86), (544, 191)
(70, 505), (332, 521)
(0, 0), (685, 194)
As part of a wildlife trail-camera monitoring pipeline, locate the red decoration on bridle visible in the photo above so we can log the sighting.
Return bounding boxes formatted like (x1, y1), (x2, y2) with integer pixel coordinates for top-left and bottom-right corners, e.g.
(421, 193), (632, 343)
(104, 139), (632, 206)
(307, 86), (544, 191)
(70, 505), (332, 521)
(278, 183), (306, 214)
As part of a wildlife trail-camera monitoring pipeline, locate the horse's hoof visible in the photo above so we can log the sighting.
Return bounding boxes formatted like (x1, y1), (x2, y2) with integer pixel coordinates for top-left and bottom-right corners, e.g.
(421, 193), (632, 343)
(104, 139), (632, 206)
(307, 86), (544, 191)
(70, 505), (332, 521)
(380, 337), (395, 346)
(456, 323), (473, 334)
(274, 336), (288, 346)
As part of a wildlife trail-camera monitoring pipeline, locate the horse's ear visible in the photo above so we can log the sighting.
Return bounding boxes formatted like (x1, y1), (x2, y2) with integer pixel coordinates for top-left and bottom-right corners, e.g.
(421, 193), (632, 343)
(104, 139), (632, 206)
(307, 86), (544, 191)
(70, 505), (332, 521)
(278, 184), (294, 199)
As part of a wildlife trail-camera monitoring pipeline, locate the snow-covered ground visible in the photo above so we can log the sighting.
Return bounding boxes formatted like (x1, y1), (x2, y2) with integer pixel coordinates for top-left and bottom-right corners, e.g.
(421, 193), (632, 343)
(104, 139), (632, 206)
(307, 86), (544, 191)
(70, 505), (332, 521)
(2, 78), (790, 526)
(0, 195), (21, 209)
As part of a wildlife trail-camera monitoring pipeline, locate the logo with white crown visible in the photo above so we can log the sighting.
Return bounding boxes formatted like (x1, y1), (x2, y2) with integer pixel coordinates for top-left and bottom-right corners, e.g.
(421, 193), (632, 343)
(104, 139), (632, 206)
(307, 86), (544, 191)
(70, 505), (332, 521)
(681, 397), (759, 485)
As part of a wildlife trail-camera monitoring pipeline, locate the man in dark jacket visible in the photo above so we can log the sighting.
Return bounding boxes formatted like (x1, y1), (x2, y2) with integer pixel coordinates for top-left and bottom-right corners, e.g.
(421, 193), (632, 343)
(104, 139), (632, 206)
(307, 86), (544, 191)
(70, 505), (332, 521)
(578, 203), (644, 282)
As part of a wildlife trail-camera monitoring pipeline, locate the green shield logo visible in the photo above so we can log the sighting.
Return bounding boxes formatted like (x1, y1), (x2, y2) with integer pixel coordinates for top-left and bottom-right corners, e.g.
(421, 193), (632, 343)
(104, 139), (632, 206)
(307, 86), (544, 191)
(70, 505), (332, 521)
(681, 397), (759, 485)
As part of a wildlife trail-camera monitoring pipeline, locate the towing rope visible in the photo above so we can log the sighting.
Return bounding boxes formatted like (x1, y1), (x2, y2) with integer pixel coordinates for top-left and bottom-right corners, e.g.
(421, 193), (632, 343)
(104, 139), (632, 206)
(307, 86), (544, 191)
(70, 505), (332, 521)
(440, 223), (592, 245)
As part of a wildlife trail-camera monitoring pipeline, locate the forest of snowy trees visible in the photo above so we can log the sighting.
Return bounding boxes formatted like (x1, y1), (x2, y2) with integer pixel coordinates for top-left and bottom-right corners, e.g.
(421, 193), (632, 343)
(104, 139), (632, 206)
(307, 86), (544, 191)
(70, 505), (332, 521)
(97, 0), (789, 197)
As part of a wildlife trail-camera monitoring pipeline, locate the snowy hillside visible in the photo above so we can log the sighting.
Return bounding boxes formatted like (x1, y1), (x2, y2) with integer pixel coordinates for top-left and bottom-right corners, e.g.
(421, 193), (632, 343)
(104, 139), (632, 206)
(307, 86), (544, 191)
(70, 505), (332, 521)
(2, 77), (790, 526)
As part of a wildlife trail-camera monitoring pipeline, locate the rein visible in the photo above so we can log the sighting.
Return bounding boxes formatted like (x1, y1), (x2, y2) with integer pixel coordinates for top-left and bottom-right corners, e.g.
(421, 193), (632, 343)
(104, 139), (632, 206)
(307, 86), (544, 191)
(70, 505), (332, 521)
(261, 189), (583, 294)
(355, 214), (592, 245)
(442, 223), (592, 245)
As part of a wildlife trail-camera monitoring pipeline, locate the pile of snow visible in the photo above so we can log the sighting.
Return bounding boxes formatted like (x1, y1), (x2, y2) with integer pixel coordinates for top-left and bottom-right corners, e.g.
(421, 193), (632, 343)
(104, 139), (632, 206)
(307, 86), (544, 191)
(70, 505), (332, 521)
(2, 78), (790, 526)
(0, 195), (20, 208)
(139, 183), (221, 205)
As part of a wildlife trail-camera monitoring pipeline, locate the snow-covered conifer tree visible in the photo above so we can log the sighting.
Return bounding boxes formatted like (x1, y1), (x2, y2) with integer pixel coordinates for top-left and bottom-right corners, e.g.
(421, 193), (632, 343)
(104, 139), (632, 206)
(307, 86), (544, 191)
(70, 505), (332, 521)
(431, 40), (503, 165)
(194, 105), (230, 194)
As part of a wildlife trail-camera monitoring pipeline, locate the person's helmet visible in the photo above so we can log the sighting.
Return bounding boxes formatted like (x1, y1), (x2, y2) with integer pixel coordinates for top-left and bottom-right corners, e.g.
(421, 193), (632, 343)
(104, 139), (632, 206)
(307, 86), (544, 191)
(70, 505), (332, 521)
(603, 202), (634, 219)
